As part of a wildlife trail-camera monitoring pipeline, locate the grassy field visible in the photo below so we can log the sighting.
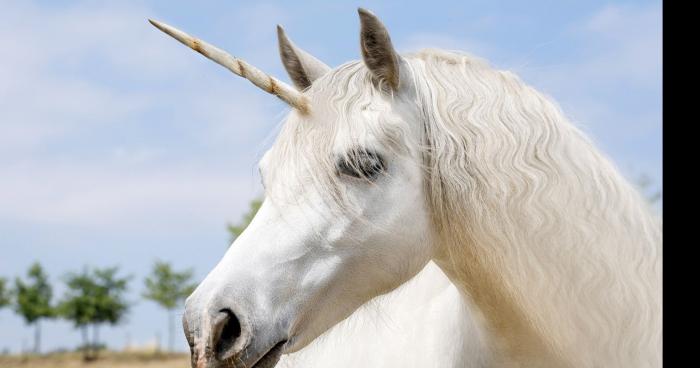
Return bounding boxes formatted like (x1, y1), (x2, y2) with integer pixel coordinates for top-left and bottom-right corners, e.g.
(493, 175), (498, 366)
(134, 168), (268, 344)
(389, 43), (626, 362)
(0, 352), (190, 368)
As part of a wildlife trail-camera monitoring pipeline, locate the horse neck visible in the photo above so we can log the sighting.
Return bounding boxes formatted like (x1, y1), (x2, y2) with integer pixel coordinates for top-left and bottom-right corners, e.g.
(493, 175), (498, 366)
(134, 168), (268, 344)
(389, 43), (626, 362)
(418, 75), (661, 366)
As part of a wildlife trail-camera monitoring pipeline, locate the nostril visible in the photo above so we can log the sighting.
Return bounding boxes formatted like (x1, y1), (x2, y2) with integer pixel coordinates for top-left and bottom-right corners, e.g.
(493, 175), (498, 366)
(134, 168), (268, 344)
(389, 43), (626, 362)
(219, 309), (242, 346)
(213, 308), (242, 360)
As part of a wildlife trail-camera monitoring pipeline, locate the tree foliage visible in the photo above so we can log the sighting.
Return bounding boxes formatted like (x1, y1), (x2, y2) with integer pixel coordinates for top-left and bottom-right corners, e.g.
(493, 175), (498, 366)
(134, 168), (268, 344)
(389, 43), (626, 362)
(58, 271), (96, 328)
(92, 267), (131, 325)
(0, 277), (11, 308)
(14, 262), (54, 354)
(59, 267), (130, 326)
(635, 173), (662, 205)
(57, 266), (130, 360)
(60, 267), (129, 325)
(227, 198), (262, 244)
(14, 263), (54, 324)
(143, 261), (196, 310)
(143, 261), (197, 352)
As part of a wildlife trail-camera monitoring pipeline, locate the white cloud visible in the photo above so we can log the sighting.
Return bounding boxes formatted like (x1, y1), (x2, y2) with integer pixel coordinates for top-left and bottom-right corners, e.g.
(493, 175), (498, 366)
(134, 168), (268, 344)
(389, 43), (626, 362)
(0, 1), (278, 230)
(520, 3), (661, 90)
(0, 2), (190, 155)
(0, 160), (259, 230)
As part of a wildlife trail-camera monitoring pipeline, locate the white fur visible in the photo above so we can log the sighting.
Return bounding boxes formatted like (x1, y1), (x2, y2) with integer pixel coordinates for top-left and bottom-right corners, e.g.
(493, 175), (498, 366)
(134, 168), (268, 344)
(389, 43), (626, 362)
(279, 262), (489, 368)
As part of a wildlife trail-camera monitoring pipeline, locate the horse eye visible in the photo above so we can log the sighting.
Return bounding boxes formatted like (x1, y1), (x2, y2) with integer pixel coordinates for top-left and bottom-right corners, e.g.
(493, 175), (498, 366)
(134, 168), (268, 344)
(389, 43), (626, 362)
(337, 150), (386, 180)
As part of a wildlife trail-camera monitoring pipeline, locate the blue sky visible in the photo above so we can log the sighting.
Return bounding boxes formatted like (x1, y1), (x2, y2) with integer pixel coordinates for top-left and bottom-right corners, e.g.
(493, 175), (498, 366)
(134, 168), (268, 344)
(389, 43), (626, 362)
(0, 0), (661, 353)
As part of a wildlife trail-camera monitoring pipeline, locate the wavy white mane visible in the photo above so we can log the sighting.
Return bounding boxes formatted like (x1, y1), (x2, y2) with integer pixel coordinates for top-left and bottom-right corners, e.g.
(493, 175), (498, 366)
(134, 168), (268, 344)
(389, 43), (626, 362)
(410, 49), (661, 367)
(268, 48), (661, 367)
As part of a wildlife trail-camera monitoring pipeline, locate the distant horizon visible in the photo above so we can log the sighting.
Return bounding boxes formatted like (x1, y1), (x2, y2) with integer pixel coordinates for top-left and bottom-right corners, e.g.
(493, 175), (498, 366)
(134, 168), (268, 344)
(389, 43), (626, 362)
(0, 0), (662, 353)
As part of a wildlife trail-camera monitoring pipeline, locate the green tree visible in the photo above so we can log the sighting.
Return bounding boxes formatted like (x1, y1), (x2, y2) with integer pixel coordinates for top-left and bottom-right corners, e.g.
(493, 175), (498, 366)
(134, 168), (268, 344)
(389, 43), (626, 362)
(58, 270), (98, 359)
(0, 278), (11, 308)
(14, 262), (54, 354)
(58, 266), (131, 360)
(92, 267), (131, 349)
(227, 198), (262, 244)
(143, 261), (197, 352)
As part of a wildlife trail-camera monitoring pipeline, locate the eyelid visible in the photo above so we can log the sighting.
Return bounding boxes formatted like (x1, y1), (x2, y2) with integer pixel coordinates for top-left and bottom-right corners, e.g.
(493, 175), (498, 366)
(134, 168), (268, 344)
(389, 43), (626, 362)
(337, 150), (386, 180)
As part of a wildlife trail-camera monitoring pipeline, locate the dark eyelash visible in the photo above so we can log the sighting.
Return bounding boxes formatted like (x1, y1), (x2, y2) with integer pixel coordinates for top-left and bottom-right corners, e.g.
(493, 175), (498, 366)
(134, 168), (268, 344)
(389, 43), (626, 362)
(336, 150), (386, 180)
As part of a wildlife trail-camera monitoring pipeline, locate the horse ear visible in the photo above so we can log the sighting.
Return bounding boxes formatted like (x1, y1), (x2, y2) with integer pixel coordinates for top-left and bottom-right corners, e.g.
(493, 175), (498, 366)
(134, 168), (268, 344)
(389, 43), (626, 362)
(358, 8), (400, 91)
(277, 25), (331, 90)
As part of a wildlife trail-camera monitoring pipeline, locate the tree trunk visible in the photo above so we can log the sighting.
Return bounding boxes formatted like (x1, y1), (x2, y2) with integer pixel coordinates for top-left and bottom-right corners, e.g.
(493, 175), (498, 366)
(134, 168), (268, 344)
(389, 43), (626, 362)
(92, 324), (100, 359)
(168, 309), (174, 353)
(81, 325), (89, 361)
(34, 321), (40, 355)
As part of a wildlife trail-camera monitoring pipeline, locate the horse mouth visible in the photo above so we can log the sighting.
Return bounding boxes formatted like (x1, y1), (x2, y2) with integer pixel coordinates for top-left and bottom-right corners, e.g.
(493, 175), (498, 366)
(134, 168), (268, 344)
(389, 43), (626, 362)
(250, 340), (287, 368)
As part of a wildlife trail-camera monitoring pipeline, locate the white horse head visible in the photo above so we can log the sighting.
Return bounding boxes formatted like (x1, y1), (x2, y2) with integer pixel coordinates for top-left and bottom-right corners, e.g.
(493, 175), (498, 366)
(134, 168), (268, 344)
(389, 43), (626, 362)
(152, 8), (661, 368)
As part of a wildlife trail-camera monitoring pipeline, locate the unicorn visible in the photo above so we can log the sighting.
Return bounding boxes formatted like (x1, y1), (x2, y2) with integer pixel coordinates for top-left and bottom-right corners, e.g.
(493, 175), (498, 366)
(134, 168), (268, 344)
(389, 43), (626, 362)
(150, 8), (662, 368)
(149, 16), (486, 367)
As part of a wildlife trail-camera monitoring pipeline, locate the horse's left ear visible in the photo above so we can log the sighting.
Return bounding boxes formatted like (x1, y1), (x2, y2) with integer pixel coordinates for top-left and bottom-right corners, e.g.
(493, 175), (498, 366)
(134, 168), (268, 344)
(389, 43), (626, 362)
(358, 8), (401, 92)
(277, 25), (331, 91)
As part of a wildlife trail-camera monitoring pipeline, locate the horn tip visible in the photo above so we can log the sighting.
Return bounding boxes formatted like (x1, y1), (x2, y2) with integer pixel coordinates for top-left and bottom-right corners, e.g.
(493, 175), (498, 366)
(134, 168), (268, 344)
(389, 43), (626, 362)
(148, 18), (167, 32)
